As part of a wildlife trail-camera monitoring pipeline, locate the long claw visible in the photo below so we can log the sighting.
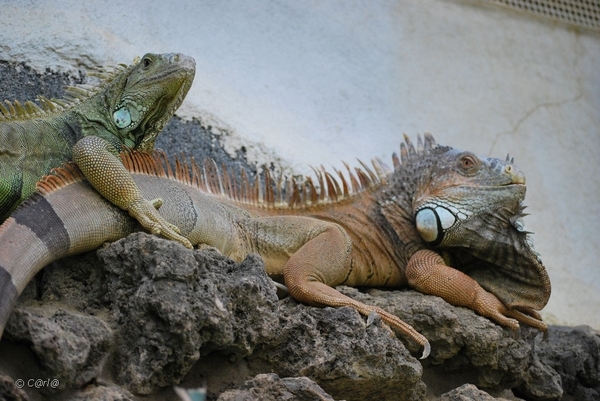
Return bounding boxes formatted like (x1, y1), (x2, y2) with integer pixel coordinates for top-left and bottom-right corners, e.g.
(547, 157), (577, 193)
(366, 310), (378, 326)
(420, 341), (431, 360)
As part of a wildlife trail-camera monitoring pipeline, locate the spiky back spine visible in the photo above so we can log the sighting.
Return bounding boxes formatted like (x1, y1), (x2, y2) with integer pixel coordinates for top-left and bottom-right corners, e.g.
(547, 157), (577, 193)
(0, 64), (131, 123)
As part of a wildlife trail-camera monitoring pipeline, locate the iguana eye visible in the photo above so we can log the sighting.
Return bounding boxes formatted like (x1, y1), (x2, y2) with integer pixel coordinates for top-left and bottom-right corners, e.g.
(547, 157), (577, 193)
(113, 107), (131, 128)
(142, 57), (152, 68)
(460, 155), (477, 170)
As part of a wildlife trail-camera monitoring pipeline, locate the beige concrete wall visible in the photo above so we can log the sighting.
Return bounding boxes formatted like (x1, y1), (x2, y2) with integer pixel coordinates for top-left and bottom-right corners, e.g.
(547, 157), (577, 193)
(1, 0), (598, 328)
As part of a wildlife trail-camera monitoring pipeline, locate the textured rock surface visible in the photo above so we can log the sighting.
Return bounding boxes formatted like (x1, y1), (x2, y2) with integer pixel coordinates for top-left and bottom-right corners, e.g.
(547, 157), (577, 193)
(99, 235), (278, 394)
(216, 373), (335, 401)
(0, 374), (29, 401)
(4, 306), (112, 393)
(527, 326), (600, 401)
(249, 299), (425, 401)
(63, 385), (135, 401)
(439, 383), (511, 401)
(350, 287), (540, 391)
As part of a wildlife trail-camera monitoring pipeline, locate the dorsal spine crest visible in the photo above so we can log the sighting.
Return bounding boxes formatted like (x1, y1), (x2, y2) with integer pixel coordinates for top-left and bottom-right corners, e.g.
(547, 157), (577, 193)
(0, 63), (132, 123)
(34, 133), (439, 211)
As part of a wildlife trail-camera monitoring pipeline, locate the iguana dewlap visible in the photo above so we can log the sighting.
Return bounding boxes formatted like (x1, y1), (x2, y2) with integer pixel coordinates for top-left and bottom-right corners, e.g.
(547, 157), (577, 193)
(0, 135), (551, 358)
(0, 53), (195, 247)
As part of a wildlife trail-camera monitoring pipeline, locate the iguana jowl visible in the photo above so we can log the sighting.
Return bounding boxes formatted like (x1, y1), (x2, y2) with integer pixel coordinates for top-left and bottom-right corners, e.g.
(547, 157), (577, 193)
(0, 53), (195, 247)
(0, 135), (551, 358)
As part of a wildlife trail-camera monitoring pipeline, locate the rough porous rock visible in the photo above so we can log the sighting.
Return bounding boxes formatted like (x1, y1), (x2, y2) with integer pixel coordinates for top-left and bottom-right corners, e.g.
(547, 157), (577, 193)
(439, 383), (511, 401)
(341, 286), (539, 392)
(63, 384), (134, 401)
(0, 60), (84, 103)
(526, 325), (600, 401)
(0, 374), (29, 401)
(1, 230), (599, 401)
(216, 373), (336, 401)
(514, 354), (563, 400)
(98, 233), (279, 394)
(4, 306), (112, 393)
(1, 233), (279, 399)
(249, 299), (426, 401)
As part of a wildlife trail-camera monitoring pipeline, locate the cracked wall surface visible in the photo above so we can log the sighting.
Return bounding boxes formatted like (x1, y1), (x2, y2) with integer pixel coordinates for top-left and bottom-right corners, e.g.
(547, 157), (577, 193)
(0, 0), (599, 328)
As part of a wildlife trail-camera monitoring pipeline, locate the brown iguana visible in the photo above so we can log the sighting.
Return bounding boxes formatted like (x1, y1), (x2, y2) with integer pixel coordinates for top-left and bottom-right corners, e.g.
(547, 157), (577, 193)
(0, 135), (551, 358)
(0, 53), (195, 247)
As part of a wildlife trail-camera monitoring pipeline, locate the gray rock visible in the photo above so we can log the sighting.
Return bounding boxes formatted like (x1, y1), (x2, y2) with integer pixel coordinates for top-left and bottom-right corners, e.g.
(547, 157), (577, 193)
(529, 325), (600, 401)
(514, 354), (563, 400)
(216, 373), (336, 401)
(1, 233), (279, 399)
(4, 306), (112, 392)
(0, 60), (83, 103)
(63, 385), (134, 401)
(97, 233), (279, 394)
(0, 374), (29, 401)
(93, 233), (425, 400)
(2, 228), (599, 401)
(249, 298), (426, 401)
(340, 286), (539, 391)
(438, 383), (510, 401)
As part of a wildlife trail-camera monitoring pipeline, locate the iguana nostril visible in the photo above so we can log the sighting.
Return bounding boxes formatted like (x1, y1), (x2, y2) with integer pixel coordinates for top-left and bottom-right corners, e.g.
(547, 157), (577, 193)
(505, 165), (526, 184)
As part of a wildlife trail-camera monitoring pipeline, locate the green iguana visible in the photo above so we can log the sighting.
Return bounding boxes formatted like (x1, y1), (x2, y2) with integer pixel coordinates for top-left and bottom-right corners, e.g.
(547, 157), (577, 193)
(0, 53), (195, 247)
(0, 135), (551, 358)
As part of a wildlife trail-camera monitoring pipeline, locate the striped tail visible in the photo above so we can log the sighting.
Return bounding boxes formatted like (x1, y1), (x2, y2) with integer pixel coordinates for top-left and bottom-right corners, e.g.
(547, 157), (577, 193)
(0, 193), (72, 337)
(0, 179), (138, 338)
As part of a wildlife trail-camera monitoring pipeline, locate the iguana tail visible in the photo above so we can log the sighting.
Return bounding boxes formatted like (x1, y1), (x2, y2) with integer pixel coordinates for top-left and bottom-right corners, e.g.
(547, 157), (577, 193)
(0, 163), (138, 338)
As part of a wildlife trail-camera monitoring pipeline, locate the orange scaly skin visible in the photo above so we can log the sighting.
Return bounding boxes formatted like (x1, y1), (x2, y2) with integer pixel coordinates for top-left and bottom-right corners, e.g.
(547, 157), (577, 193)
(0, 135), (551, 359)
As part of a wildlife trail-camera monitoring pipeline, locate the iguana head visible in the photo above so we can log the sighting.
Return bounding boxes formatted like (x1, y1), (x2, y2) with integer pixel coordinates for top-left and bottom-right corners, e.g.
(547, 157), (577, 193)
(412, 149), (526, 247)
(381, 135), (550, 311)
(108, 53), (195, 151)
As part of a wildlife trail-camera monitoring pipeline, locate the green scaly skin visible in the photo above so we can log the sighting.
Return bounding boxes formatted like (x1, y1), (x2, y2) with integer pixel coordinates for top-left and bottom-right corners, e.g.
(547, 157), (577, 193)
(0, 135), (551, 359)
(0, 53), (195, 247)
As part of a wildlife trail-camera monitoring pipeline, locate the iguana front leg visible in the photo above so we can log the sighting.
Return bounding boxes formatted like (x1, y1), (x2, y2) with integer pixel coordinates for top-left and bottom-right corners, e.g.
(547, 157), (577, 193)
(406, 249), (547, 332)
(275, 219), (431, 358)
(72, 136), (192, 248)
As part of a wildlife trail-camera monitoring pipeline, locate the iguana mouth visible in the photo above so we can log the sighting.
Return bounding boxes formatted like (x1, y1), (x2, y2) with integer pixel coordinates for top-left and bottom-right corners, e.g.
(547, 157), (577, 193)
(494, 171), (525, 187)
(509, 175), (526, 185)
(500, 182), (525, 188)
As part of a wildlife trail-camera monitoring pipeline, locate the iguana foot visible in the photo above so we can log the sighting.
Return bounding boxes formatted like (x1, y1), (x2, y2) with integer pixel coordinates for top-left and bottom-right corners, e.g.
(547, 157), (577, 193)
(128, 197), (193, 249)
(73, 136), (193, 249)
(471, 287), (547, 332)
(407, 249), (547, 333)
